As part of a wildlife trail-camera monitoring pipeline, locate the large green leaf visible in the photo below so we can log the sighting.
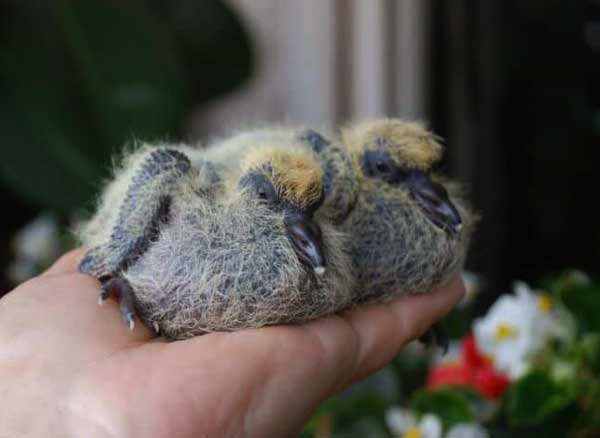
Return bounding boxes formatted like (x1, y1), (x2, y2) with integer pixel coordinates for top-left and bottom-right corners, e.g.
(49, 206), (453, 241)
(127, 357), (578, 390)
(505, 370), (576, 427)
(560, 284), (600, 334)
(0, 0), (251, 211)
(410, 388), (475, 431)
(145, 0), (253, 102)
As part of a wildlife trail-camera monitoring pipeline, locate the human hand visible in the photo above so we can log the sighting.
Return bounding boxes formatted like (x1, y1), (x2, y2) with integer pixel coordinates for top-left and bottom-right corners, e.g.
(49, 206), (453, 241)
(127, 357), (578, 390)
(0, 250), (464, 437)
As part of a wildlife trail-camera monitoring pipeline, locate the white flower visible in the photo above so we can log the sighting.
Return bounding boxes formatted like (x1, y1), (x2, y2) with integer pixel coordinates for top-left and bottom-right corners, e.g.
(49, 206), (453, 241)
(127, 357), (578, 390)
(446, 423), (489, 438)
(513, 281), (565, 339)
(12, 213), (61, 263)
(386, 407), (442, 438)
(385, 408), (490, 438)
(473, 281), (563, 378)
(7, 213), (61, 284)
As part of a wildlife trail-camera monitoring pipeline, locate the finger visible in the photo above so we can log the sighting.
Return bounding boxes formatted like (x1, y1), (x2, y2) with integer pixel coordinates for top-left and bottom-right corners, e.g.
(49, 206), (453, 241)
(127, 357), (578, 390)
(156, 277), (464, 436)
(161, 317), (360, 437)
(169, 276), (464, 395)
(340, 275), (465, 385)
(40, 249), (85, 277)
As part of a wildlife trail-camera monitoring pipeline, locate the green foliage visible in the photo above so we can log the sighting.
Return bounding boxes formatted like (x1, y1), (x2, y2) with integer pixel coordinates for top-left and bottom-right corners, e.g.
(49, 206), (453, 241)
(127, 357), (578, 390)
(580, 332), (600, 373)
(559, 284), (600, 334)
(301, 394), (390, 438)
(0, 0), (252, 211)
(410, 387), (476, 431)
(302, 367), (399, 437)
(392, 348), (430, 396)
(299, 273), (599, 437)
(504, 370), (576, 427)
(444, 306), (476, 340)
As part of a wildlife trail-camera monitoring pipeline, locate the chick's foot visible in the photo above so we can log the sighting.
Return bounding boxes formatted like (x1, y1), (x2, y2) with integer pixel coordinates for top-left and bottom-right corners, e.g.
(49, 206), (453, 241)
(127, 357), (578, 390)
(100, 276), (138, 331)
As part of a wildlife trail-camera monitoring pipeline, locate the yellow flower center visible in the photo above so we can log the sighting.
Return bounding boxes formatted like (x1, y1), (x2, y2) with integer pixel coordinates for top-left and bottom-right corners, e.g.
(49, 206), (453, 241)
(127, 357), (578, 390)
(537, 294), (553, 313)
(495, 323), (519, 341)
(405, 427), (422, 438)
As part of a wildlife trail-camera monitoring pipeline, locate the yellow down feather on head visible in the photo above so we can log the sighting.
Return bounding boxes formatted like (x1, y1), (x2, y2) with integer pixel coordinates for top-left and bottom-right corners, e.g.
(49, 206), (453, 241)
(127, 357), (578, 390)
(342, 118), (443, 170)
(242, 144), (324, 208)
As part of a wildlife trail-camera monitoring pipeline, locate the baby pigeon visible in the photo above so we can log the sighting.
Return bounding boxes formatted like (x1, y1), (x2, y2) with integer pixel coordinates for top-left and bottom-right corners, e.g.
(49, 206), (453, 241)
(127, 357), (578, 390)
(78, 140), (354, 339)
(340, 119), (475, 348)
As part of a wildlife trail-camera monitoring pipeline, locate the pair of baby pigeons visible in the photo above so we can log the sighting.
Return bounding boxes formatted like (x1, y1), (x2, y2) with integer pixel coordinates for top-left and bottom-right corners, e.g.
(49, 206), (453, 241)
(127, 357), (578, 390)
(78, 118), (474, 349)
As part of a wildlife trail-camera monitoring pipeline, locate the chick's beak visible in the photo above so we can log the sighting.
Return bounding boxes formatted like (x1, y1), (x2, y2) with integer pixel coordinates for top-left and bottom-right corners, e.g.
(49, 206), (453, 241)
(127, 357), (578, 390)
(409, 170), (462, 235)
(285, 211), (326, 275)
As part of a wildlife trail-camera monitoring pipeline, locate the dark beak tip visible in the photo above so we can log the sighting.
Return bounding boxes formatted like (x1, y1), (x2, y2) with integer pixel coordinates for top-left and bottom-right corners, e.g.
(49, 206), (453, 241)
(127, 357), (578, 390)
(410, 179), (463, 236)
(285, 213), (327, 272)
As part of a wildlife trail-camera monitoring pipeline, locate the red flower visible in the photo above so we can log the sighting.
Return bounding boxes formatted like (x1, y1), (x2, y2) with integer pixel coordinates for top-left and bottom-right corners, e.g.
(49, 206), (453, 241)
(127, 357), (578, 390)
(472, 366), (510, 398)
(426, 334), (510, 399)
(428, 363), (470, 387)
(462, 334), (487, 368)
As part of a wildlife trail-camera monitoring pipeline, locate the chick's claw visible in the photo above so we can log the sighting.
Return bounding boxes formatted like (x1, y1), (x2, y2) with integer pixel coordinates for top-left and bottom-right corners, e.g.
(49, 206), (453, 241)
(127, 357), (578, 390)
(98, 287), (111, 306)
(99, 276), (139, 331)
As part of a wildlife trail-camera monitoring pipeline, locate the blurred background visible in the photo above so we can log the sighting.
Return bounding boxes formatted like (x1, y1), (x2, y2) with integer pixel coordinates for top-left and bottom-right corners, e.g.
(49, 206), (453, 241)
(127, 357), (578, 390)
(2, 0), (597, 298)
(1, 1), (599, 436)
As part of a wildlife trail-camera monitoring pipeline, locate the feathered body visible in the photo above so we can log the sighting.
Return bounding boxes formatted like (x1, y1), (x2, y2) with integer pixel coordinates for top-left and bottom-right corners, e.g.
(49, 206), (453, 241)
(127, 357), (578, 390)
(123, 197), (351, 338)
(340, 119), (474, 304)
(77, 119), (474, 342)
(344, 177), (472, 304)
(78, 136), (355, 339)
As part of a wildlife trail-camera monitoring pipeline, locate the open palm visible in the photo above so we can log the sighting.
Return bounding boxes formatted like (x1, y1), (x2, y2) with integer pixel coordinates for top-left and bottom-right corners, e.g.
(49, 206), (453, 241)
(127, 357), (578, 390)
(0, 250), (464, 437)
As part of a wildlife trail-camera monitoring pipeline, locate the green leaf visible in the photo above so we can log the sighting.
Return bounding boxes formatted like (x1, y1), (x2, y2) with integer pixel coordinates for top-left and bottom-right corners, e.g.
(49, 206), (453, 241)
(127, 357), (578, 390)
(542, 270), (592, 294)
(559, 284), (600, 334)
(505, 370), (576, 427)
(0, 3), (104, 210)
(443, 307), (475, 339)
(410, 388), (475, 430)
(334, 368), (400, 429)
(0, 0), (252, 211)
(300, 396), (340, 437)
(0, 1), (185, 210)
(145, 0), (254, 101)
(302, 368), (401, 436)
(335, 418), (388, 438)
(580, 333), (600, 372)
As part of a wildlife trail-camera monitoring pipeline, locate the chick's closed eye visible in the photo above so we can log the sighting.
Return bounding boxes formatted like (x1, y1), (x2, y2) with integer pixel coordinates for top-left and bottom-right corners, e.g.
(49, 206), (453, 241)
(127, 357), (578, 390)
(360, 149), (409, 185)
(240, 172), (280, 205)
